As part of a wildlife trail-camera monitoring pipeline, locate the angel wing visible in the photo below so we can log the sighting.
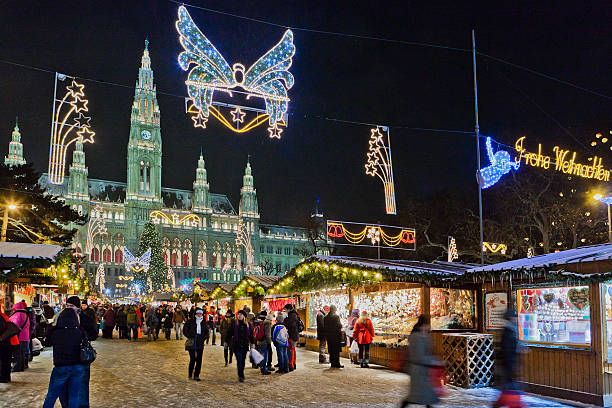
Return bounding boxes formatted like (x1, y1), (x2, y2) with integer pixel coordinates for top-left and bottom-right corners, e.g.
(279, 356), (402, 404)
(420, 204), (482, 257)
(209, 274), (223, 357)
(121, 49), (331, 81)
(176, 6), (234, 117)
(123, 248), (137, 266)
(243, 30), (295, 125)
(139, 248), (152, 271)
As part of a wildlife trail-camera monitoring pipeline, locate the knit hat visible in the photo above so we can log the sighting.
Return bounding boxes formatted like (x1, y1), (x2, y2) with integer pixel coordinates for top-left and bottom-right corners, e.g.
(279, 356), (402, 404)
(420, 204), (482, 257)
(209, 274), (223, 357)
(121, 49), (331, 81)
(66, 296), (81, 308)
(237, 310), (247, 318)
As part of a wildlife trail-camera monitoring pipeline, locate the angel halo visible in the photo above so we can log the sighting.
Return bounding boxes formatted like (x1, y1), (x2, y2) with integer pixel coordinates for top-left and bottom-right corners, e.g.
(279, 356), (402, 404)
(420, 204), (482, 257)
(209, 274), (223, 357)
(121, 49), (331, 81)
(175, 6), (296, 138)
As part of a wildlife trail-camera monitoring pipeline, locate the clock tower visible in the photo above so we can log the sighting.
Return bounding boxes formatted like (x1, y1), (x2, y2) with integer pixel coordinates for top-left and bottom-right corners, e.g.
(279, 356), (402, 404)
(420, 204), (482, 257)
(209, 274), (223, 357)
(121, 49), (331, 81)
(127, 39), (162, 208)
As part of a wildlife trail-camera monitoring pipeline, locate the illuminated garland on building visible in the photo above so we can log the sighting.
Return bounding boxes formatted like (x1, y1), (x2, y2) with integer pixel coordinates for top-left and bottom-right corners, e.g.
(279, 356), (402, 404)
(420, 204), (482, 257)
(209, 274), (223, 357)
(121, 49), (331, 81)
(48, 75), (95, 185)
(94, 263), (105, 293)
(478, 137), (520, 189)
(85, 207), (107, 255)
(327, 220), (416, 249)
(150, 210), (200, 227)
(483, 242), (507, 255)
(124, 247), (151, 273)
(175, 6), (295, 138)
(233, 278), (265, 298)
(365, 126), (396, 214)
(236, 220), (255, 271)
(448, 236), (459, 262)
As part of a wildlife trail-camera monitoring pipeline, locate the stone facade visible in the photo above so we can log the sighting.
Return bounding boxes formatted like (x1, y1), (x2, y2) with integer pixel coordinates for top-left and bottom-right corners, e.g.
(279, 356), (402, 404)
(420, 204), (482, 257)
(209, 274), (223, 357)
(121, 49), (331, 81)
(31, 42), (311, 297)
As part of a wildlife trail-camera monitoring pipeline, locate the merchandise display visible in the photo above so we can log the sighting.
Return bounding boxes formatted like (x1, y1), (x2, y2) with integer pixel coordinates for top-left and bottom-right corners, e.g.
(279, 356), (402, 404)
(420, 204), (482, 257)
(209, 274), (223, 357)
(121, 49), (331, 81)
(605, 283), (612, 362)
(517, 286), (591, 345)
(430, 288), (475, 330)
(354, 288), (421, 334)
(308, 292), (350, 328)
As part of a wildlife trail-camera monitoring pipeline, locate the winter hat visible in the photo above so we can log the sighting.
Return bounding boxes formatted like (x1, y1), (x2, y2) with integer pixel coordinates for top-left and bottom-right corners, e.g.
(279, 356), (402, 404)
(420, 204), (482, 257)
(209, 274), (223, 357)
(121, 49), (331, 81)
(276, 313), (285, 323)
(66, 296), (81, 308)
(195, 308), (204, 315)
(361, 311), (368, 316)
(226, 310), (234, 317)
(238, 310), (248, 318)
(351, 309), (360, 317)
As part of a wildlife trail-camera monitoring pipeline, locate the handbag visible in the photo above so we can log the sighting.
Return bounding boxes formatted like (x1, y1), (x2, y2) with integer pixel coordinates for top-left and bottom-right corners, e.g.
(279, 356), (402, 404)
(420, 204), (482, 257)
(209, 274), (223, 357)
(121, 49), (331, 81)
(349, 340), (359, 354)
(340, 331), (347, 347)
(0, 311), (29, 342)
(185, 338), (194, 350)
(250, 348), (264, 365)
(79, 330), (97, 364)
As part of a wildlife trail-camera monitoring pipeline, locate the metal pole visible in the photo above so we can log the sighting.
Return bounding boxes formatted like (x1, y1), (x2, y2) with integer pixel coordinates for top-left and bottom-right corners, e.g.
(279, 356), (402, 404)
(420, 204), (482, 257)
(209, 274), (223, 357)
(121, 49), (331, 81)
(48, 72), (59, 183)
(1, 208), (8, 242)
(608, 204), (612, 243)
(472, 30), (484, 265)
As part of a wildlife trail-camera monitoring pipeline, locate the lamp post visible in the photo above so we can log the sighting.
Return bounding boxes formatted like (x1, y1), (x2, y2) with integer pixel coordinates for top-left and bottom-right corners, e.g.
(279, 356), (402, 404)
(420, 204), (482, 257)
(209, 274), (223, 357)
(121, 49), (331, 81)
(593, 194), (612, 243)
(1, 203), (17, 242)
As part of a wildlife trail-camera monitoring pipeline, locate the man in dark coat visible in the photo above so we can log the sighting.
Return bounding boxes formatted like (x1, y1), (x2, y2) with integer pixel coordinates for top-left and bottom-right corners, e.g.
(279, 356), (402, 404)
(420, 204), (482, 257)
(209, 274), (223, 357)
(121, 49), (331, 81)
(316, 306), (328, 363)
(323, 305), (343, 368)
(499, 309), (519, 388)
(283, 304), (300, 371)
(42, 301), (55, 321)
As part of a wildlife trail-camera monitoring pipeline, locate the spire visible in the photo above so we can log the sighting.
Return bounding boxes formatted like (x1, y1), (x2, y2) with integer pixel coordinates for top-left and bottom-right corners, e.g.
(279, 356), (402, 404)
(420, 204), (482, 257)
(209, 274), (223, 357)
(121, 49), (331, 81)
(192, 151), (210, 213)
(131, 39), (159, 124)
(67, 136), (88, 201)
(4, 117), (26, 166)
(239, 156), (258, 218)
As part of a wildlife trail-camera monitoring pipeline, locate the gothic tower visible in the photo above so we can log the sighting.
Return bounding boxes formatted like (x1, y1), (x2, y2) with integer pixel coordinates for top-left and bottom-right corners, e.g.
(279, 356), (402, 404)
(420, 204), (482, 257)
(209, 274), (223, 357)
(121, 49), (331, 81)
(4, 118), (26, 166)
(66, 136), (89, 203)
(192, 150), (211, 213)
(126, 39), (162, 207)
(239, 156), (259, 218)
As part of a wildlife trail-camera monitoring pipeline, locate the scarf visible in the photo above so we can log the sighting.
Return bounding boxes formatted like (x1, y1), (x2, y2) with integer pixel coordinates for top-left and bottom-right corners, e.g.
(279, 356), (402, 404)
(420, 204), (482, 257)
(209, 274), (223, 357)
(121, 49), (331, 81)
(195, 316), (203, 334)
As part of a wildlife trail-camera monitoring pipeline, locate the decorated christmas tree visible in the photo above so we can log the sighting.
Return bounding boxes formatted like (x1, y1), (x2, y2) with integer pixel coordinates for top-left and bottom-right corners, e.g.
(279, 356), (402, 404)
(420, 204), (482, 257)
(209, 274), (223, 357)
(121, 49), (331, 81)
(136, 222), (166, 292)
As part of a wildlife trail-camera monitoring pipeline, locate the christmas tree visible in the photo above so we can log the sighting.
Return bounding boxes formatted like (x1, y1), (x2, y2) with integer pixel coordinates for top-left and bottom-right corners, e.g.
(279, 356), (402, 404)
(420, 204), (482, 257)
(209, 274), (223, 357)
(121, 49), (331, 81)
(136, 222), (166, 292)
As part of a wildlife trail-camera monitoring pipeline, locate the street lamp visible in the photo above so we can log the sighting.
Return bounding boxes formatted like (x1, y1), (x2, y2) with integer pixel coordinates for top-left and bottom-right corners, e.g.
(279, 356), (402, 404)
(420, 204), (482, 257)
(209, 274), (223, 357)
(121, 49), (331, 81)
(1, 203), (17, 242)
(593, 194), (612, 243)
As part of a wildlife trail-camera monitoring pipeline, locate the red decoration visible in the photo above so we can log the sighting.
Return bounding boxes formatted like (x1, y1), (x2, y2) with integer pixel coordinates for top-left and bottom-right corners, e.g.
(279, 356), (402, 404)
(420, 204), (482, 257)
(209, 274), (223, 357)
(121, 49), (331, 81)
(327, 224), (344, 238)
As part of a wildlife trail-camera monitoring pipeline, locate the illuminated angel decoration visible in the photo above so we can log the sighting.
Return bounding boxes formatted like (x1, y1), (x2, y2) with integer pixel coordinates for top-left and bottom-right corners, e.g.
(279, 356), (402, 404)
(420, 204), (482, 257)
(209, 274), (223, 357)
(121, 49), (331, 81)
(167, 267), (176, 288)
(478, 137), (520, 189)
(95, 263), (105, 293)
(124, 247), (151, 273)
(365, 126), (396, 214)
(176, 6), (295, 137)
(236, 221), (255, 271)
(48, 75), (95, 185)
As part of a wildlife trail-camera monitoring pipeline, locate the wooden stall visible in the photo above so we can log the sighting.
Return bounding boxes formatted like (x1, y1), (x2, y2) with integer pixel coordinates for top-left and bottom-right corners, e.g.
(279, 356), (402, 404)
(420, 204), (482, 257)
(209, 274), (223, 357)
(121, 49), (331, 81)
(232, 275), (280, 314)
(465, 244), (612, 406)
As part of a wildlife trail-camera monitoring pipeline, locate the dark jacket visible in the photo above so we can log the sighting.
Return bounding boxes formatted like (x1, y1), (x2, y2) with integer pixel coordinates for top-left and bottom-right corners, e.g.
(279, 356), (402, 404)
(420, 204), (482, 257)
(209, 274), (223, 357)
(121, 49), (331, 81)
(500, 321), (518, 377)
(255, 318), (272, 346)
(103, 308), (115, 327)
(42, 304), (55, 320)
(79, 309), (99, 341)
(163, 312), (174, 329)
(45, 309), (84, 366)
(323, 312), (342, 345)
(220, 317), (234, 345)
(283, 310), (300, 342)
(115, 309), (127, 326)
(316, 310), (326, 341)
(183, 317), (208, 349)
(226, 319), (253, 351)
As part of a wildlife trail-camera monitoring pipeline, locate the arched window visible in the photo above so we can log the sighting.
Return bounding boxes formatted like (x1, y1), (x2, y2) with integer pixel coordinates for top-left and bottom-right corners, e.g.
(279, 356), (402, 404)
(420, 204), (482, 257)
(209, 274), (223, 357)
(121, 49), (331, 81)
(183, 239), (192, 267)
(102, 249), (111, 263)
(171, 253), (178, 266)
(114, 249), (123, 264)
(197, 240), (207, 267)
(91, 247), (99, 262)
(171, 238), (181, 268)
(182, 253), (189, 267)
(212, 241), (220, 269)
(222, 242), (231, 269)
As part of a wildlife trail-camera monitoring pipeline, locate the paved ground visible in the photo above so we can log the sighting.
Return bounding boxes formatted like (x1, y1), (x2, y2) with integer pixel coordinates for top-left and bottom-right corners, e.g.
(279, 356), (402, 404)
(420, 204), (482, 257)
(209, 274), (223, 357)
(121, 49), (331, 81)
(0, 332), (592, 407)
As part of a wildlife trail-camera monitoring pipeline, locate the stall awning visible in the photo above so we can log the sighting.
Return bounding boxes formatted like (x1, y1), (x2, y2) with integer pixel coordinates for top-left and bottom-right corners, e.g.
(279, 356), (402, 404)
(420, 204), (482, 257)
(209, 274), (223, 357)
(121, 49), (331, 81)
(0, 242), (63, 260)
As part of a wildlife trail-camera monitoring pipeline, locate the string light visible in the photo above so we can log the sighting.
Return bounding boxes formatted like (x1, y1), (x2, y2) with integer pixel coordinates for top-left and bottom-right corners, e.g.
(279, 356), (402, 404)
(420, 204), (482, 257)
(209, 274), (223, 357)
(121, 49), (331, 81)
(176, 6), (295, 137)
(482, 242), (507, 255)
(85, 207), (107, 255)
(236, 220), (256, 273)
(478, 136), (520, 189)
(365, 126), (396, 214)
(48, 76), (95, 185)
(150, 210), (200, 228)
(124, 247), (151, 272)
(448, 236), (459, 262)
(327, 220), (416, 249)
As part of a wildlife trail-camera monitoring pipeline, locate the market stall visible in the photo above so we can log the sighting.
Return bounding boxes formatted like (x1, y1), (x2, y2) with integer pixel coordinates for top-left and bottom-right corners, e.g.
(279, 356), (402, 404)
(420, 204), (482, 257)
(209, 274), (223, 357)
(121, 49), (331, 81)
(209, 283), (235, 314)
(464, 244), (612, 406)
(233, 275), (280, 314)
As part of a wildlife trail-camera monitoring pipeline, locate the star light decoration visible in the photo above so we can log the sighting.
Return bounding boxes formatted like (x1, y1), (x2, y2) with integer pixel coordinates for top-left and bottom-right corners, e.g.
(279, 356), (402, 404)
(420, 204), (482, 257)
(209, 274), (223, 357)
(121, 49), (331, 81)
(176, 6), (295, 138)
(85, 207), (107, 255)
(365, 126), (396, 214)
(478, 136), (520, 189)
(48, 75), (96, 185)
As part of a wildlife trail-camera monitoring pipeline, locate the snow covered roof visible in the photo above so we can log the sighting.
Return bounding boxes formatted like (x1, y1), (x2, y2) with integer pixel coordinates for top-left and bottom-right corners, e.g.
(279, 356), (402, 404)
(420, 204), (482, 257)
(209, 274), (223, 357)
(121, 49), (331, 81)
(0, 242), (63, 260)
(243, 275), (280, 288)
(466, 244), (612, 274)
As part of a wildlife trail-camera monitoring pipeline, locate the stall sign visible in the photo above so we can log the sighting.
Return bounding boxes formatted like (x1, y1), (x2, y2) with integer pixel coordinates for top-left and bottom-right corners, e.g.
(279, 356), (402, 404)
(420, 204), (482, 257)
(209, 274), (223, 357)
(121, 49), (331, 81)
(484, 291), (508, 330)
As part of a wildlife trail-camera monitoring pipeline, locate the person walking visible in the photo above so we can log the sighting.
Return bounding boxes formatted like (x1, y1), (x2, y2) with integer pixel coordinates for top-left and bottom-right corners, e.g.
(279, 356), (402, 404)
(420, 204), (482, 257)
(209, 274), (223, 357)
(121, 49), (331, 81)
(183, 308), (208, 381)
(162, 308), (173, 340)
(226, 309), (253, 382)
(347, 308), (360, 364)
(102, 306), (115, 339)
(205, 306), (217, 345)
(272, 313), (289, 374)
(172, 307), (185, 340)
(8, 300), (30, 372)
(323, 305), (343, 368)
(254, 312), (272, 375)
(220, 310), (234, 366)
(401, 314), (440, 408)
(115, 306), (127, 339)
(126, 306), (139, 341)
(316, 306), (328, 364)
(353, 311), (375, 368)
(493, 309), (521, 408)
(282, 304), (301, 371)
(0, 309), (19, 384)
(146, 308), (160, 341)
(42, 307), (86, 408)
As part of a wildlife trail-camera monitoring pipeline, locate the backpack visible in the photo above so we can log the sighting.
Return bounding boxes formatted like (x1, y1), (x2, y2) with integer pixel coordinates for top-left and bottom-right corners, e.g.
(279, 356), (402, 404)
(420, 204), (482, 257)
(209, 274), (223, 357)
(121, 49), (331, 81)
(273, 325), (289, 346)
(254, 322), (265, 341)
(297, 316), (305, 333)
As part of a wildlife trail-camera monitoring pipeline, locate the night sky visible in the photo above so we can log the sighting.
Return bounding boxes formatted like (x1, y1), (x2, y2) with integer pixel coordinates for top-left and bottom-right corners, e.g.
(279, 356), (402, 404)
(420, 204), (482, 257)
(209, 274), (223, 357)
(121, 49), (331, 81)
(1, 1), (610, 228)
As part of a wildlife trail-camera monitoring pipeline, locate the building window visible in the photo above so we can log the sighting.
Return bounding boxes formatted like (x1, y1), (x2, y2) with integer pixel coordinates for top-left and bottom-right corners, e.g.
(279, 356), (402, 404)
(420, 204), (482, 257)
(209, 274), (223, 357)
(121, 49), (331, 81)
(211, 257), (216, 269)
(275, 262), (281, 274)
(260, 245), (265, 253)
(284, 247), (291, 256)
(293, 247), (300, 256)
(267, 246), (273, 254)
(91, 248), (99, 262)
(276, 247), (282, 255)
(171, 253), (178, 267)
(182, 253), (189, 267)
(115, 268), (119, 276)
(283, 263), (289, 272)
(114, 249), (123, 264)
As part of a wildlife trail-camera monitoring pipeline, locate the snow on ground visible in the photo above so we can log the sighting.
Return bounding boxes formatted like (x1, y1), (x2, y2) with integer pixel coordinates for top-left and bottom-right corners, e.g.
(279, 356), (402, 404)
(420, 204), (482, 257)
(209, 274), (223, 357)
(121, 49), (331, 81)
(0, 333), (594, 407)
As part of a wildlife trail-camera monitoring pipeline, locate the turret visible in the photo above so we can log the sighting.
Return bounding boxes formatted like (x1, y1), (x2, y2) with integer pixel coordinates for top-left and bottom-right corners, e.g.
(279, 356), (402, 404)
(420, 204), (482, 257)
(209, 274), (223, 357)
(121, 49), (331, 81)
(239, 156), (259, 218)
(67, 137), (89, 201)
(192, 149), (211, 213)
(4, 118), (26, 166)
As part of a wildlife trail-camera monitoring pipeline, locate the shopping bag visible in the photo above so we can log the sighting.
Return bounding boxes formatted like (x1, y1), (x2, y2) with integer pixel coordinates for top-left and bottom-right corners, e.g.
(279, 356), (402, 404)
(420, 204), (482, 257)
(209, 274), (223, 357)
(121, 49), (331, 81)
(31, 338), (43, 352)
(429, 366), (448, 397)
(494, 389), (524, 408)
(349, 340), (359, 354)
(250, 348), (264, 365)
(137, 327), (142, 339)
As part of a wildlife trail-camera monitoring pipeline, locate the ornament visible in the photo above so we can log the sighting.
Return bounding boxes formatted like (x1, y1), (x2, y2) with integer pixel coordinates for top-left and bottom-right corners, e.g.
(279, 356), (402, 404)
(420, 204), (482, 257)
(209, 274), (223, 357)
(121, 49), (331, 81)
(567, 288), (589, 311)
(521, 294), (531, 312)
(543, 293), (555, 304)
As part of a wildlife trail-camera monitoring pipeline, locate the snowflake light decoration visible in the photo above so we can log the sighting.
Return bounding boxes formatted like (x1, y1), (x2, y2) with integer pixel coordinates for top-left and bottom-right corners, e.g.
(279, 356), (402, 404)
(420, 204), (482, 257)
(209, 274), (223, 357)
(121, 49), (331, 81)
(176, 6), (295, 137)
(365, 126), (396, 214)
(367, 227), (380, 245)
(48, 75), (96, 185)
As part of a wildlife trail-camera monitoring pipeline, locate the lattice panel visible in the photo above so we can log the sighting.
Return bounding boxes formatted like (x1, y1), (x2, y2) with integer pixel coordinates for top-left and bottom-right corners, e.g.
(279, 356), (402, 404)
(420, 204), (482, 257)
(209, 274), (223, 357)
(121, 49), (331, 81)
(443, 334), (493, 388)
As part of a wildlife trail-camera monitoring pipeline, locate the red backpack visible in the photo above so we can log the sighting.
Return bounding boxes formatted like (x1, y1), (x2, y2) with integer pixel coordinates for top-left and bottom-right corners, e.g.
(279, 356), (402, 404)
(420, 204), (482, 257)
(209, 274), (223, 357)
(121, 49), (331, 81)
(253, 322), (265, 341)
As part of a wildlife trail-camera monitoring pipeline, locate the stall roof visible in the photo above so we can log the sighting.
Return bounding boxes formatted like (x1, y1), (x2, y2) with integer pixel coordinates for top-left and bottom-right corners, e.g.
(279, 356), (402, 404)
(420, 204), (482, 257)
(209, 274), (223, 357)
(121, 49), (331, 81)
(466, 244), (612, 275)
(307, 255), (473, 278)
(218, 283), (236, 293)
(243, 275), (280, 289)
(0, 242), (63, 260)
(194, 281), (217, 293)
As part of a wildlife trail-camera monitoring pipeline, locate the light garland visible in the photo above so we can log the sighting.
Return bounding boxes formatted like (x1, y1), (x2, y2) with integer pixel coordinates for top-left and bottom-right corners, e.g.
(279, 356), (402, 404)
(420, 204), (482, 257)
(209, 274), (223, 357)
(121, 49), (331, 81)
(48, 75), (96, 185)
(448, 236), (459, 262)
(167, 266), (176, 288)
(326, 220), (416, 249)
(478, 137), (520, 189)
(150, 210), (200, 228)
(175, 6), (295, 137)
(482, 242), (507, 255)
(233, 278), (265, 298)
(94, 263), (105, 293)
(124, 247), (151, 272)
(365, 126), (396, 214)
(236, 220), (255, 272)
(85, 207), (107, 255)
